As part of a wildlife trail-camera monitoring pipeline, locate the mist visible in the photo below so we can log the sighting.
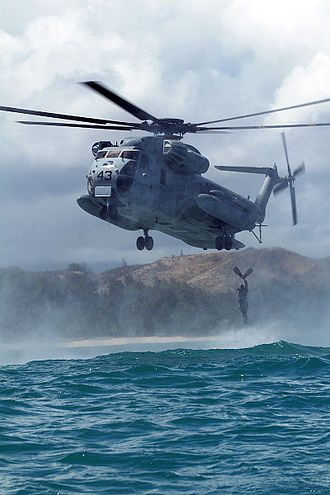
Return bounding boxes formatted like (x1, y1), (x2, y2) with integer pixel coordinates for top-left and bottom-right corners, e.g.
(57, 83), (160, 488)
(1, 250), (329, 365)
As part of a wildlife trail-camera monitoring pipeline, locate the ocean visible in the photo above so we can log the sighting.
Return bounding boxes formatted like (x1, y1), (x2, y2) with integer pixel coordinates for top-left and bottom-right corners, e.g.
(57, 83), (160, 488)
(1, 339), (329, 494)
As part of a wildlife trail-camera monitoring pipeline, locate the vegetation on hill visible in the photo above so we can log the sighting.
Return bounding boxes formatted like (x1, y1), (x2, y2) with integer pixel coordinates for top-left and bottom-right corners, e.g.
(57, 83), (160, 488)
(0, 248), (329, 341)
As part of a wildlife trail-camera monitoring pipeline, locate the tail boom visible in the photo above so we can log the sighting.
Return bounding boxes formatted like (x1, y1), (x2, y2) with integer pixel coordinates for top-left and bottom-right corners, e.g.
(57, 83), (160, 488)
(215, 164), (284, 223)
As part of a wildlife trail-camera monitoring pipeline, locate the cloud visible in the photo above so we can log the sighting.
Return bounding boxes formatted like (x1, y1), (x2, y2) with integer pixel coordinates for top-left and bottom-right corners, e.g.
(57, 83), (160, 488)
(0, 0), (330, 269)
(269, 52), (330, 125)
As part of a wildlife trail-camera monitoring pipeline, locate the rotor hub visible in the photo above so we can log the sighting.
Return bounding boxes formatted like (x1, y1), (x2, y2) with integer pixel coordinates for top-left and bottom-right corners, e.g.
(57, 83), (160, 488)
(141, 118), (193, 137)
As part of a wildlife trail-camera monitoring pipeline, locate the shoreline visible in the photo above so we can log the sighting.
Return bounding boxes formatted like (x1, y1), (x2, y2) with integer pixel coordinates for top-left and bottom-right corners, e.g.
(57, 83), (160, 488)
(1, 335), (222, 351)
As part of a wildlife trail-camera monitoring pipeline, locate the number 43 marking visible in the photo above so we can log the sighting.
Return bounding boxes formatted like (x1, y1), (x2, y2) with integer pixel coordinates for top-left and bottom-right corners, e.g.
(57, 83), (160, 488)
(97, 170), (112, 181)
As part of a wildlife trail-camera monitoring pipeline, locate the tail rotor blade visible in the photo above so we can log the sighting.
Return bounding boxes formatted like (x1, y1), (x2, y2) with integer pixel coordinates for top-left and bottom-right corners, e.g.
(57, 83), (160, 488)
(290, 182), (298, 225)
(281, 132), (292, 176)
(294, 161), (305, 177)
(278, 133), (301, 225)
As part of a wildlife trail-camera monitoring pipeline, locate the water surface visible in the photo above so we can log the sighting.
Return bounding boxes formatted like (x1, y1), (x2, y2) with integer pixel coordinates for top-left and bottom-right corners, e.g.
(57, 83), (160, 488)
(1, 341), (329, 494)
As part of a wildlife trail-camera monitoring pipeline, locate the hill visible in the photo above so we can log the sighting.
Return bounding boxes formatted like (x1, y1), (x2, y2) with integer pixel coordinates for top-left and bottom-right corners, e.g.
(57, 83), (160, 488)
(0, 248), (329, 341)
(99, 247), (329, 293)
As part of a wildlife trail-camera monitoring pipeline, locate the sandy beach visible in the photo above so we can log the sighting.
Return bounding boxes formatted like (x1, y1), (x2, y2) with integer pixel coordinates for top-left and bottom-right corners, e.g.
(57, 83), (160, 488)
(1, 335), (221, 352)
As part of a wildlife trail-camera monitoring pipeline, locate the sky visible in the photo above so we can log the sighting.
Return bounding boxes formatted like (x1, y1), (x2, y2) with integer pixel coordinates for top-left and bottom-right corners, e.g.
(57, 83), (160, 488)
(1, 0), (330, 271)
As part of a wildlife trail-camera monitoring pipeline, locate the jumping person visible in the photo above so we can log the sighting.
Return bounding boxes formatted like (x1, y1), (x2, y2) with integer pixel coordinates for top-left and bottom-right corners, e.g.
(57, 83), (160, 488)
(236, 279), (248, 324)
(233, 266), (253, 324)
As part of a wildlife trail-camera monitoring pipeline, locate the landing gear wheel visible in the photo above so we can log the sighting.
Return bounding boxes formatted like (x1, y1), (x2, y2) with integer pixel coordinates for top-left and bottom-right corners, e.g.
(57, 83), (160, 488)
(215, 236), (223, 251)
(145, 236), (154, 251)
(136, 236), (145, 251)
(224, 236), (233, 251)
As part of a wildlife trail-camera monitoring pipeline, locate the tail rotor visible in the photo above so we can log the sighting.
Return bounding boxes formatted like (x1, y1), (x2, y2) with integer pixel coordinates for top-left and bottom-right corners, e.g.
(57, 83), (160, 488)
(273, 132), (305, 225)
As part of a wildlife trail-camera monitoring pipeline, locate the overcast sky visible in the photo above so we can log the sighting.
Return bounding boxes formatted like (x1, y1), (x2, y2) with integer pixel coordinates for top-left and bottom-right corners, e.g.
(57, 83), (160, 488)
(1, 0), (330, 270)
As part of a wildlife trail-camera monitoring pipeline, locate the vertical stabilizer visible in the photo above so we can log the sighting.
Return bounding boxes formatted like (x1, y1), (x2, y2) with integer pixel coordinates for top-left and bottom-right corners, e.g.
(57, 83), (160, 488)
(254, 165), (283, 222)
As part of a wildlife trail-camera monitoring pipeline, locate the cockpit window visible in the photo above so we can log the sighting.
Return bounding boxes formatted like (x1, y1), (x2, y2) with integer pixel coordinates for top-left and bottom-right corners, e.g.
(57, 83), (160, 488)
(96, 150), (107, 159)
(120, 150), (139, 160)
(106, 150), (121, 158)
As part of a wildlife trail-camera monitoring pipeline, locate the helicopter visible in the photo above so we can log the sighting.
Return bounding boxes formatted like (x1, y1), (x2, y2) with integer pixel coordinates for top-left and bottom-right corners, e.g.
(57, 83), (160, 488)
(1, 81), (330, 251)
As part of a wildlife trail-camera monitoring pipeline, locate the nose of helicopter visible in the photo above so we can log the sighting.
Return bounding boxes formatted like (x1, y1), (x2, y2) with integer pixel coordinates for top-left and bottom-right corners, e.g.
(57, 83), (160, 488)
(88, 159), (137, 197)
(88, 163), (117, 198)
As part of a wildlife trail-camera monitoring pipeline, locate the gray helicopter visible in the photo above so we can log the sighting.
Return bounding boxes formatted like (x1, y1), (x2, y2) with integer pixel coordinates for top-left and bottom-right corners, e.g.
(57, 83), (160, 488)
(1, 81), (330, 251)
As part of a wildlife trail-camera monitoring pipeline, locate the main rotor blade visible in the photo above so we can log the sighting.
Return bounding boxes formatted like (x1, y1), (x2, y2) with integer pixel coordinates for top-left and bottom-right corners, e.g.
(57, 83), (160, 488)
(18, 121), (135, 130)
(82, 81), (158, 122)
(195, 96), (330, 126)
(195, 122), (330, 131)
(194, 130), (230, 134)
(0, 105), (139, 127)
(281, 132), (292, 176)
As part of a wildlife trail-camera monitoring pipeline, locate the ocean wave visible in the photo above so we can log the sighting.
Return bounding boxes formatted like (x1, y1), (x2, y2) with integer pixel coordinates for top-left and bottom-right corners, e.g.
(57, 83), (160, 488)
(1, 340), (329, 494)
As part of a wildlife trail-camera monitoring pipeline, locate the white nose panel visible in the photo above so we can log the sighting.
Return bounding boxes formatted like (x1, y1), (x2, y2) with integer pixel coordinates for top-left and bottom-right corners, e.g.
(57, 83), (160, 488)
(94, 186), (112, 197)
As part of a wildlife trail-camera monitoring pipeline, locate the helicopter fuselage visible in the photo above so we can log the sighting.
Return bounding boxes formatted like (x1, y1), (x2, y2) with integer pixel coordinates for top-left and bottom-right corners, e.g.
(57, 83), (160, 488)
(77, 135), (262, 250)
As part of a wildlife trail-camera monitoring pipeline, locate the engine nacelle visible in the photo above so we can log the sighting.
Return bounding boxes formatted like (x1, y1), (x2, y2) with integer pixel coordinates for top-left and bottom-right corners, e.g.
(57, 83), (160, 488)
(163, 140), (209, 175)
(196, 193), (258, 230)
